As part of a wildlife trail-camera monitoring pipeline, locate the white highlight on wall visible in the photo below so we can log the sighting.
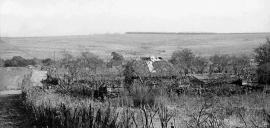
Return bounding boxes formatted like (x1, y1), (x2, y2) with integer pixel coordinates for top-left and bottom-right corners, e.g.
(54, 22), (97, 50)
(146, 56), (162, 73)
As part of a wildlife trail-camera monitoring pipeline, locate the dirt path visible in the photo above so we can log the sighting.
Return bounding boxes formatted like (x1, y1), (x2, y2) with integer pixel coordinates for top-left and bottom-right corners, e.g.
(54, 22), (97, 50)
(0, 90), (29, 128)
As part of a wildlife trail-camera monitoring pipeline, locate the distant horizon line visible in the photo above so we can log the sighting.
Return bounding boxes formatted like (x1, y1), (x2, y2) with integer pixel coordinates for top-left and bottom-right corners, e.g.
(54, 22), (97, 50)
(1, 31), (270, 38)
(125, 32), (270, 35)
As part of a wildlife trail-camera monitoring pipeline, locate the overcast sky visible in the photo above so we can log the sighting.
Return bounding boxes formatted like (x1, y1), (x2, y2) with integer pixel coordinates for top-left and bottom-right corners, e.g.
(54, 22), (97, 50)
(0, 0), (270, 37)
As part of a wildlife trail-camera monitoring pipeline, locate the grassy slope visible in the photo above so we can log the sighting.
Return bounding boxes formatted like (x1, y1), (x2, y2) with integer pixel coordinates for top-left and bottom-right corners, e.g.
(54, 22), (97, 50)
(1, 33), (270, 60)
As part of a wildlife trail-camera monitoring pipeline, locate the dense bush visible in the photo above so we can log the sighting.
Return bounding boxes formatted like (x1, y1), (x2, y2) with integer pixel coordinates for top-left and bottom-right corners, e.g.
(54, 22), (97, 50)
(254, 38), (270, 84)
(59, 52), (105, 84)
(169, 49), (252, 75)
(170, 49), (195, 74)
(21, 75), (175, 128)
(131, 83), (156, 107)
(55, 79), (121, 101)
(42, 58), (54, 66)
(108, 52), (124, 67)
(192, 56), (208, 74)
(23, 88), (119, 128)
(4, 56), (36, 67)
(209, 54), (229, 73)
(254, 38), (270, 66)
(123, 61), (135, 91)
(229, 55), (250, 75)
(21, 58), (270, 128)
(257, 63), (270, 84)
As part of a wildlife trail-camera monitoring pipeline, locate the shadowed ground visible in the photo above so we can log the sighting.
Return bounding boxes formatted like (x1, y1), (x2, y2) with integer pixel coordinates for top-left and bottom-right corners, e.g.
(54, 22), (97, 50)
(0, 92), (29, 128)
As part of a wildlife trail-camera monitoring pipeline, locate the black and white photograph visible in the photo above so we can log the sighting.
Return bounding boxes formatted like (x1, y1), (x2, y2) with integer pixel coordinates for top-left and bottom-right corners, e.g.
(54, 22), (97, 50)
(0, 0), (270, 127)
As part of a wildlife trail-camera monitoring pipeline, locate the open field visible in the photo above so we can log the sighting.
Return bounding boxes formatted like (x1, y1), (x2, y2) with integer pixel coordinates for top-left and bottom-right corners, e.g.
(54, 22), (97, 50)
(0, 67), (31, 91)
(1, 33), (270, 59)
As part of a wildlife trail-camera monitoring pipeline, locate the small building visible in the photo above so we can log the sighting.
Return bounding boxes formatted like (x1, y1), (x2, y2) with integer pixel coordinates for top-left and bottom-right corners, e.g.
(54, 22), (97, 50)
(123, 56), (178, 87)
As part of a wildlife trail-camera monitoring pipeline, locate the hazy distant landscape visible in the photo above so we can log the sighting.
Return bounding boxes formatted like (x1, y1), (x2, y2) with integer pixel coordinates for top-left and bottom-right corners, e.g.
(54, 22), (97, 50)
(1, 33), (269, 59)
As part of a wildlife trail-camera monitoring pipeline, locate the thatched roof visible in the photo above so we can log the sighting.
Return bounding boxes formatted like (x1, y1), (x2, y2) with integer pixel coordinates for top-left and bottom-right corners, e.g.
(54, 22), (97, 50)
(192, 73), (242, 86)
(187, 75), (205, 85)
(125, 59), (178, 78)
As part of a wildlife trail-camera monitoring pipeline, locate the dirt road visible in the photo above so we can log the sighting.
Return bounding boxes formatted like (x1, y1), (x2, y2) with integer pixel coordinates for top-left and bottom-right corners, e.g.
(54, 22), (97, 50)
(0, 90), (29, 128)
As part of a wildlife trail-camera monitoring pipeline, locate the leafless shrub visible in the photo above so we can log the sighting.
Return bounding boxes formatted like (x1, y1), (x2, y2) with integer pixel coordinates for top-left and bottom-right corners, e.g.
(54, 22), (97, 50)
(157, 103), (175, 128)
(118, 107), (137, 128)
(185, 98), (224, 128)
(137, 105), (158, 128)
(263, 109), (270, 128)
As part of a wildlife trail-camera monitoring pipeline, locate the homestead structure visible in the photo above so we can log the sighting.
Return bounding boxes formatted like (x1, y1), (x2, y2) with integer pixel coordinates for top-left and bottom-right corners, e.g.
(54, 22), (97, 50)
(192, 73), (242, 86)
(124, 56), (178, 87)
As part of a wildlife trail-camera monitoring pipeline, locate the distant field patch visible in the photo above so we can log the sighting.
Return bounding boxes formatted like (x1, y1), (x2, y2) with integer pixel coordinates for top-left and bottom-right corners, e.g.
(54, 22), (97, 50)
(1, 33), (270, 59)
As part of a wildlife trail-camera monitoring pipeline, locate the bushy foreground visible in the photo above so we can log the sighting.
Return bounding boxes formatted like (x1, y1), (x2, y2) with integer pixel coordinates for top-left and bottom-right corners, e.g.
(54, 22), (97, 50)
(21, 74), (175, 128)
(22, 86), (177, 128)
(21, 73), (270, 128)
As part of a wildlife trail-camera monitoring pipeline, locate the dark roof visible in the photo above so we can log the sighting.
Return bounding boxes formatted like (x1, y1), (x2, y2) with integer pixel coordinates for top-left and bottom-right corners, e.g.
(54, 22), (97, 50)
(126, 60), (178, 77)
(192, 73), (241, 85)
(187, 75), (205, 85)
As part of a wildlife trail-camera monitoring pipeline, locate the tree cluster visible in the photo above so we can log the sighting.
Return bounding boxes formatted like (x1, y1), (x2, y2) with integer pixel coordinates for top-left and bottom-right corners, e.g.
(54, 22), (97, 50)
(254, 38), (270, 84)
(254, 38), (270, 66)
(60, 52), (105, 83)
(4, 56), (37, 67)
(170, 49), (196, 75)
(107, 52), (124, 68)
(170, 48), (251, 76)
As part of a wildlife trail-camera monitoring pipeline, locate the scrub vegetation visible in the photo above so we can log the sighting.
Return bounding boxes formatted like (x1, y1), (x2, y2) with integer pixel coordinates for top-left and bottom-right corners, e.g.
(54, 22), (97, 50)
(1, 37), (270, 128)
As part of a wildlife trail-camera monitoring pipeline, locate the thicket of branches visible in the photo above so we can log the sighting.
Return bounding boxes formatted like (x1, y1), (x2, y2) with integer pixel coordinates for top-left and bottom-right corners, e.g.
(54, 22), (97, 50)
(169, 48), (251, 77)
(254, 38), (270, 66)
(254, 38), (270, 84)
(1, 38), (269, 84)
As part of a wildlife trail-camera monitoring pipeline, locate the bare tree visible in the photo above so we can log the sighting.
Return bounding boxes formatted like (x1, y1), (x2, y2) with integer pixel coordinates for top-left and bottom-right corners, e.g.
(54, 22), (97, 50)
(107, 52), (124, 68)
(193, 56), (208, 74)
(229, 55), (250, 76)
(79, 51), (104, 73)
(170, 48), (195, 75)
(254, 38), (270, 84)
(254, 38), (270, 66)
(59, 51), (104, 84)
(209, 54), (229, 73)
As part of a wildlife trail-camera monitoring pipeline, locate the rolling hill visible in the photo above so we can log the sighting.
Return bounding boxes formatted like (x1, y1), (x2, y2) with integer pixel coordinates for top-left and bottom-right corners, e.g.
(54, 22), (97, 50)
(1, 33), (269, 60)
